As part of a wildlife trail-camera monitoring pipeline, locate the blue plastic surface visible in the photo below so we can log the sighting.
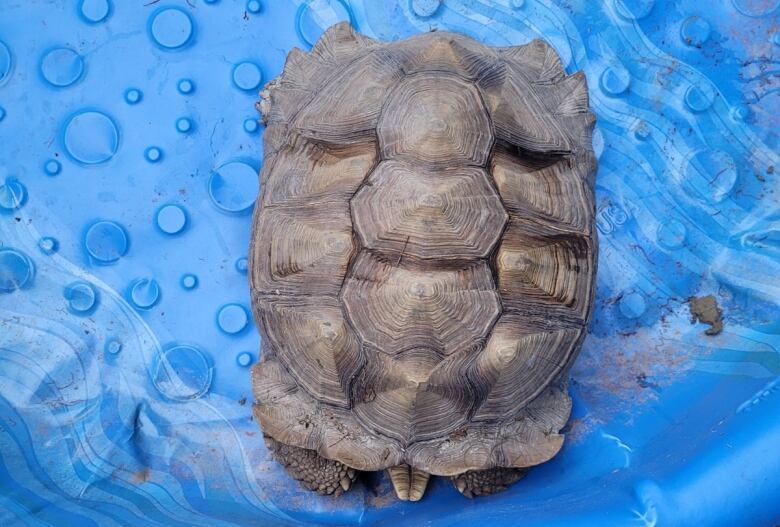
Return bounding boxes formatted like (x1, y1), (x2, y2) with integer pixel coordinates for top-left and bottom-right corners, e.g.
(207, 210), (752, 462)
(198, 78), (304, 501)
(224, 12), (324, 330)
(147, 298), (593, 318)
(1, 1), (779, 526)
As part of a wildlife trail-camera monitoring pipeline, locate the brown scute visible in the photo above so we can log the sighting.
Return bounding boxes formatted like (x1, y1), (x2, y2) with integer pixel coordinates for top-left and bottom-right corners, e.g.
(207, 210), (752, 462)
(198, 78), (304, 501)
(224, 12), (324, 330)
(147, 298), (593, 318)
(249, 203), (354, 297)
(377, 72), (494, 166)
(255, 295), (364, 408)
(250, 21), (597, 479)
(341, 253), (501, 356)
(351, 160), (507, 260)
(262, 137), (378, 207)
(491, 148), (592, 235)
(293, 50), (405, 144)
(496, 220), (595, 325)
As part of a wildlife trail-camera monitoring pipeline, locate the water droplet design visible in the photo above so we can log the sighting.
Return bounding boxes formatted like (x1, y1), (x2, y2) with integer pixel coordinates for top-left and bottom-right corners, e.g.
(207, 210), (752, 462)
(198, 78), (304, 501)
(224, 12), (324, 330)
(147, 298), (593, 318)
(411, 0), (442, 18)
(124, 88), (142, 104)
(129, 278), (161, 309)
(0, 248), (34, 292)
(606, 204), (628, 225)
(732, 104), (751, 121)
(150, 8), (194, 50)
(236, 351), (253, 367)
(295, 0), (354, 48)
(619, 291), (647, 319)
(680, 16), (711, 47)
(44, 159), (62, 176)
(0, 40), (12, 85)
(510, 0), (525, 8)
(175, 117), (193, 133)
(208, 161), (259, 213)
(144, 146), (163, 163)
(232, 62), (262, 91)
(180, 273), (198, 290)
(595, 207), (614, 235)
(156, 204), (187, 234)
(105, 338), (122, 355)
(84, 220), (128, 263)
(633, 120), (651, 140)
(731, 0), (780, 17)
(592, 126), (605, 160)
(613, 0), (654, 20)
(0, 178), (27, 212)
(235, 257), (248, 274)
(217, 303), (248, 334)
(684, 83), (715, 112)
(247, 0), (262, 13)
(152, 344), (213, 401)
(40, 47), (84, 87)
(38, 237), (59, 255)
(64, 281), (98, 314)
(177, 78), (194, 94)
(774, 32), (780, 46)
(243, 118), (259, 133)
(80, 0), (111, 23)
(600, 66), (631, 96)
(686, 150), (738, 203)
(63, 110), (119, 164)
(656, 220), (687, 249)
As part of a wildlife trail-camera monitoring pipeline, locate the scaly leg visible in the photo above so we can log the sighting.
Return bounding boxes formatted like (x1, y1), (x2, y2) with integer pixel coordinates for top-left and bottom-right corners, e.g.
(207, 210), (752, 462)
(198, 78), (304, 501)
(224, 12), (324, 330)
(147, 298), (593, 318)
(451, 467), (528, 498)
(264, 435), (358, 496)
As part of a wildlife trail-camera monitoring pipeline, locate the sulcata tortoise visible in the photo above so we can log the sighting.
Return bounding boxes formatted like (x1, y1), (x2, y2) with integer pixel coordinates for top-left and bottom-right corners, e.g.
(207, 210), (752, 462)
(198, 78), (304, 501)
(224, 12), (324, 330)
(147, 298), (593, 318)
(249, 22), (597, 502)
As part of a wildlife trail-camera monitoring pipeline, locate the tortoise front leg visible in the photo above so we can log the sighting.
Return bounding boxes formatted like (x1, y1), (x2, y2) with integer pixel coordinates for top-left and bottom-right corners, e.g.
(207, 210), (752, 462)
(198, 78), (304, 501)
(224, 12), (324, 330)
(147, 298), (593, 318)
(451, 467), (528, 498)
(264, 435), (358, 496)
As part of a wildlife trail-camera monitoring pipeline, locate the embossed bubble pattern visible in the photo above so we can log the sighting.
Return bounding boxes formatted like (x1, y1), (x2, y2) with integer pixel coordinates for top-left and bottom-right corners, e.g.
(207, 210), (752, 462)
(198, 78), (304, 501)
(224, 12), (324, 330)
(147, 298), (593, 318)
(0, 1), (778, 526)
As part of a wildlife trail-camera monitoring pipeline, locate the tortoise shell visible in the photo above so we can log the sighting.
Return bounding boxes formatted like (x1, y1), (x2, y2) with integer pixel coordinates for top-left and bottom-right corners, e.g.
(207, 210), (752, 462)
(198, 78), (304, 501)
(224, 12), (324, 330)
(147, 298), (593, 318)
(249, 22), (597, 477)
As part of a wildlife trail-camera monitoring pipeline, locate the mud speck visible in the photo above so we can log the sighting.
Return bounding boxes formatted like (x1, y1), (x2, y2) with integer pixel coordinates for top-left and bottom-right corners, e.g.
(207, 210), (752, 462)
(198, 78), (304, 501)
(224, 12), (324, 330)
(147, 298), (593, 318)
(132, 467), (151, 483)
(688, 295), (723, 336)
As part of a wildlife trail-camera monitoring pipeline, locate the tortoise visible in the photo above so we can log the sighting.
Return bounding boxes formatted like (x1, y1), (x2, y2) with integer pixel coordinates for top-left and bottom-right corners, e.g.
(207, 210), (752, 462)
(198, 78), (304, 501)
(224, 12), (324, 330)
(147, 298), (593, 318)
(249, 22), (597, 502)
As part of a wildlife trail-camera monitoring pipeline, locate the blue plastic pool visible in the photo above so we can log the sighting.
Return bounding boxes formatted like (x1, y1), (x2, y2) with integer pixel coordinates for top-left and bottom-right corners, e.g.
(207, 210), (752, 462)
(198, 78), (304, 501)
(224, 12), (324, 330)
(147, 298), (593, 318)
(0, 0), (779, 525)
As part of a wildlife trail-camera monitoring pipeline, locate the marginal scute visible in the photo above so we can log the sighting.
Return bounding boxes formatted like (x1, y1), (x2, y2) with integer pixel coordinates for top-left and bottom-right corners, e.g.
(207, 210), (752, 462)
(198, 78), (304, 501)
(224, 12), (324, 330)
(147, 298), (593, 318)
(491, 148), (591, 234)
(252, 358), (405, 470)
(499, 38), (566, 85)
(256, 295), (364, 408)
(388, 31), (505, 85)
(406, 384), (572, 475)
(496, 220), (594, 324)
(351, 160), (507, 260)
(377, 72), (494, 166)
(262, 22), (378, 128)
(249, 203), (354, 297)
(309, 21), (378, 63)
(483, 69), (573, 153)
(555, 71), (590, 117)
(263, 137), (377, 207)
(341, 252), (501, 356)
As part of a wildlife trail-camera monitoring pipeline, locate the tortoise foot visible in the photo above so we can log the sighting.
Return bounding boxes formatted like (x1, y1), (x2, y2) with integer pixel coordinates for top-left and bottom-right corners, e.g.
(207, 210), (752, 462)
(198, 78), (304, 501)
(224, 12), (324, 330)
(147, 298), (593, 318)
(264, 435), (358, 496)
(451, 467), (528, 498)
